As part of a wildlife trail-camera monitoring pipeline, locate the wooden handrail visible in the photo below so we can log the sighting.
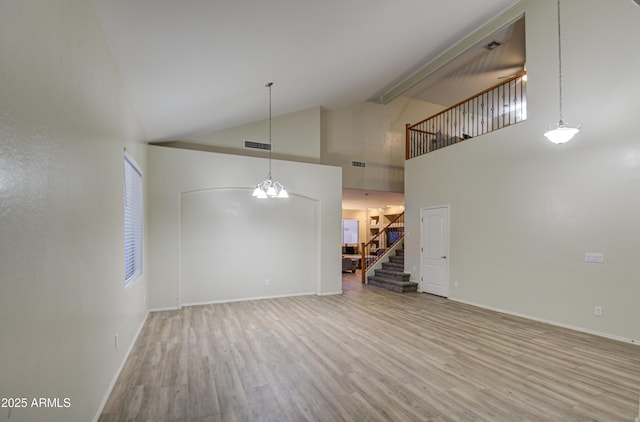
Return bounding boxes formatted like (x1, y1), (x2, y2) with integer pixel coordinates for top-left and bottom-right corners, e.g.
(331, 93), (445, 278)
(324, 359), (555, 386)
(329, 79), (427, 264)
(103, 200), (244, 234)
(361, 212), (404, 283)
(410, 128), (437, 135)
(408, 71), (526, 129)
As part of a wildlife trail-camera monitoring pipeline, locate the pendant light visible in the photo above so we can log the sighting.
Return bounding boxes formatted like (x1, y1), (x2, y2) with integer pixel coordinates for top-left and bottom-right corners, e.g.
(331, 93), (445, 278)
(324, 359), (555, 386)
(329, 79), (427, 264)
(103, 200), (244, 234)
(544, 0), (580, 144)
(252, 82), (289, 199)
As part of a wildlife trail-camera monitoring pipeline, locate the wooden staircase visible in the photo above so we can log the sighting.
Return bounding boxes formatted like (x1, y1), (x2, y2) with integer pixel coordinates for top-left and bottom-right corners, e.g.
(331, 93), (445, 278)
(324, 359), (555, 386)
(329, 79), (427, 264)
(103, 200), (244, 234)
(367, 246), (418, 293)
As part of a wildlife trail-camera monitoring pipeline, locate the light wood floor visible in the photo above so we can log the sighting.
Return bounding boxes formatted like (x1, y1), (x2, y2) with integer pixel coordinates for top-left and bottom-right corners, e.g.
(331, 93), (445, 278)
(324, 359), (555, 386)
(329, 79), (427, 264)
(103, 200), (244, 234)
(100, 272), (640, 421)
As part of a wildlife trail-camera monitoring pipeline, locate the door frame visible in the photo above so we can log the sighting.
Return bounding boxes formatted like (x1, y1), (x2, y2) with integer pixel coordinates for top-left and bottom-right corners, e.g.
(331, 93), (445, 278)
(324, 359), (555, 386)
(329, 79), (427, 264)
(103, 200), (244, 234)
(419, 205), (450, 297)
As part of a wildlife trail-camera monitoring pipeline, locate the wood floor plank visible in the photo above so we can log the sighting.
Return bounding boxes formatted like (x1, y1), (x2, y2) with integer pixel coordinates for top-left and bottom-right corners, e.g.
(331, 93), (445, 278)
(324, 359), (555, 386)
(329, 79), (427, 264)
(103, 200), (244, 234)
(244, 384), (287, 422)
(211, 360), (253, 422)
(100, 273), (640, 421)
(187, 355), (220, 419)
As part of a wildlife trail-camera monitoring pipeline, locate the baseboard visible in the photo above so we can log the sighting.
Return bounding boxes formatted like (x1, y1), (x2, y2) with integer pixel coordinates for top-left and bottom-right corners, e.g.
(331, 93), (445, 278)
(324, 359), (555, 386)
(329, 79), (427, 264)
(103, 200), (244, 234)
(181, 291), (316, 307)
(450, 298), (640, 346)
(148, 306), (181, 312)
(152, 290), (341, 311)
(93, 310), (150, 422)
(317, 290), (342, 296)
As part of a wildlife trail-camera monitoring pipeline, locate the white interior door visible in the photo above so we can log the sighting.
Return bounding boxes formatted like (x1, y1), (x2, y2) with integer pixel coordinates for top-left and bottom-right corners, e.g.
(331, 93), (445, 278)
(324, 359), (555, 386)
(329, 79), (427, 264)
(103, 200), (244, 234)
(420, 206), (450, 297)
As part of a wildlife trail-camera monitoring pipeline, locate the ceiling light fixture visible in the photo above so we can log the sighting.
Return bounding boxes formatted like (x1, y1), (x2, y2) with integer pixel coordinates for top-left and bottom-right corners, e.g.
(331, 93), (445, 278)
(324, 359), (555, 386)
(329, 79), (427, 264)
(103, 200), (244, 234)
(544, 0), (580, 145)
(252, 82), (289, 199)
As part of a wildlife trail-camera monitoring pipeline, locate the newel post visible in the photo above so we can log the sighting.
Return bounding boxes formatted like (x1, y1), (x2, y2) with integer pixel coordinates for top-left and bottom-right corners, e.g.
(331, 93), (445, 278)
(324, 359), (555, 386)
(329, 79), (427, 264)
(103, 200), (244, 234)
(405, 123), (411, 160)
(361, 242), (366, 284)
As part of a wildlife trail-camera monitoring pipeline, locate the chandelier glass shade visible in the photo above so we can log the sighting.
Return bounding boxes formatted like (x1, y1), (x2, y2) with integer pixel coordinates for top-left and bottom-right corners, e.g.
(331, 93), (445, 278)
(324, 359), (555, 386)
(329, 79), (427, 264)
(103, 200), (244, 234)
(252, 82), (289, 199)
(252, 177), (288, 199)
(545, 0), (579, 144)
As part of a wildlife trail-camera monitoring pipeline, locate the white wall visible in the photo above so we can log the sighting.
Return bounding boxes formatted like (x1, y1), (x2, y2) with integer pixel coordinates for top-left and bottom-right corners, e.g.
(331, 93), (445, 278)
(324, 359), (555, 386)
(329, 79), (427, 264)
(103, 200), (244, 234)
(185, 106), (322, 160)
(322, 96), (443, 192)
(0, 1), (148, 421)
(180, 189), (317, 303)
(148, 146), (342, 309)
(405, 0), (640, 343)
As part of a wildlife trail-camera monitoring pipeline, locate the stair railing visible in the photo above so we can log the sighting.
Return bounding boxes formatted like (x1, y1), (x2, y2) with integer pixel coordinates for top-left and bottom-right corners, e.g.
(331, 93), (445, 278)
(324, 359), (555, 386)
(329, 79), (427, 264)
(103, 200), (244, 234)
(406, 71), (527, 159)
(361, 212), (404, 283)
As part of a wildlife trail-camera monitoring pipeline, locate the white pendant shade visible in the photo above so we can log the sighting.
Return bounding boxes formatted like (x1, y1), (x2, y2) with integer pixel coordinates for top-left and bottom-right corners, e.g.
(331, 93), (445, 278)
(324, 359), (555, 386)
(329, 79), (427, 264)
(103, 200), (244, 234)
(544, 123), (579, 144)
(277, 188), (289, 198)
(252, 187), (268, 199)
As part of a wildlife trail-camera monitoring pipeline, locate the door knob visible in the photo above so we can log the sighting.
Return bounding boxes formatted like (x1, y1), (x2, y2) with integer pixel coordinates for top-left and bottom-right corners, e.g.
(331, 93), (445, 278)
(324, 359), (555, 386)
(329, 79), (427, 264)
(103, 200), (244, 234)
(441, 255), (447, 259)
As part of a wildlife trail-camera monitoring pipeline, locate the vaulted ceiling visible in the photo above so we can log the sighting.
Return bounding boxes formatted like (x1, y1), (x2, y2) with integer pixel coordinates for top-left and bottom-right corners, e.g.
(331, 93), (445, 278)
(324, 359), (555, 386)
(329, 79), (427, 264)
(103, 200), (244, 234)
(92, 0), (520, 142)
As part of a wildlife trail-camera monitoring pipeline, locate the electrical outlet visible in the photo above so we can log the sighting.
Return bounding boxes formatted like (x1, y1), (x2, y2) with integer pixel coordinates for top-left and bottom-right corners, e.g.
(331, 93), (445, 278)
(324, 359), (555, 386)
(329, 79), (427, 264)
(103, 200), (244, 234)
(454, 281), (460, 288)
(265, 278), (270, 286)
(594, 306), (603, 317)
(585, 252), (604, 263)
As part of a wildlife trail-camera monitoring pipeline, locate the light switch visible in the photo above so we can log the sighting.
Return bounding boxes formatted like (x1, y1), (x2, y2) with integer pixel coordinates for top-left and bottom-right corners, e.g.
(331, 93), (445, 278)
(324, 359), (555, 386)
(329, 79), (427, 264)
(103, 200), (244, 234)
(584, 252), (604, 263)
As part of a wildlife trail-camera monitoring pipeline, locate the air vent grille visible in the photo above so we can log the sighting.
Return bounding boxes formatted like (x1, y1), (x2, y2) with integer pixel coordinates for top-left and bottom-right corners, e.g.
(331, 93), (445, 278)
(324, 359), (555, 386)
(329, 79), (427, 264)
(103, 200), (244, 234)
(351, 161), (366, 168)
(484, 40), (501, 50)
(244, 140), (271, 151)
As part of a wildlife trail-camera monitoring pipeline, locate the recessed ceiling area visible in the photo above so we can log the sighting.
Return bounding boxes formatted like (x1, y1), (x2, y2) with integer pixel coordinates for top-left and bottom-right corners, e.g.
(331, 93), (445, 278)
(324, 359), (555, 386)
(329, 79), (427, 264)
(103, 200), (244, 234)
(403, 16), (525, 107)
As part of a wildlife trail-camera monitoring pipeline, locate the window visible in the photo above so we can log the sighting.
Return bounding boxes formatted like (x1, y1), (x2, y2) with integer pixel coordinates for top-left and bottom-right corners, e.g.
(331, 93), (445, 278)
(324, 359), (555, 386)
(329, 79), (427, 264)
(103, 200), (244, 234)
(124, 151), (143, 287)
(342, 219), (359, 245)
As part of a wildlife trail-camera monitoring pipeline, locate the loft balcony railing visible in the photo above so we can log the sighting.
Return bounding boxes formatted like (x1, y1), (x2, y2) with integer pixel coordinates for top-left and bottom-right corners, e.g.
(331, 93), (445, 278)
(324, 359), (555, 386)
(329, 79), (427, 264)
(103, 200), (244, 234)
(360, 212), (404, 283)
(406, 72), (527, 160)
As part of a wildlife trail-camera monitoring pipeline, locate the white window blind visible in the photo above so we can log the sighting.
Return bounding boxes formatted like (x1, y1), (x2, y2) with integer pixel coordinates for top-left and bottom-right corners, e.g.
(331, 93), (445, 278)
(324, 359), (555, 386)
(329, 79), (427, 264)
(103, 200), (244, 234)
(124, 151), (143, 287)
(342, 219), (359, 244)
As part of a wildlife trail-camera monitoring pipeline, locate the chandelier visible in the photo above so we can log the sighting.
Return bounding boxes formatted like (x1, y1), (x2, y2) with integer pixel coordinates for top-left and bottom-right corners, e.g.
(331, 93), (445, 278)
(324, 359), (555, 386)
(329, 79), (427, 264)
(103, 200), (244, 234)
(252, 82), (289, 199)
(544, 0), (579, 144)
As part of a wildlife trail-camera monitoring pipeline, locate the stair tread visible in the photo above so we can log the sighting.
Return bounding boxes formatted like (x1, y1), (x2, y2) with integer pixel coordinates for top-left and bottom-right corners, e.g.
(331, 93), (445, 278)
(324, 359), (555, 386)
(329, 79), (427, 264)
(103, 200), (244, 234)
(367, 277), (418, 293)
(375, 268), (409, 276)
(367, 276), (417, 286)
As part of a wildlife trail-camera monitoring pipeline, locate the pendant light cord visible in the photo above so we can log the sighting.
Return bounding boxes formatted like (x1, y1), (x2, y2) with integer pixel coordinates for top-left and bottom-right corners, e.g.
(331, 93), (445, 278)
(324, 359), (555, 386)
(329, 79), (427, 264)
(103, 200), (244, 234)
(556, 0), (564, 124)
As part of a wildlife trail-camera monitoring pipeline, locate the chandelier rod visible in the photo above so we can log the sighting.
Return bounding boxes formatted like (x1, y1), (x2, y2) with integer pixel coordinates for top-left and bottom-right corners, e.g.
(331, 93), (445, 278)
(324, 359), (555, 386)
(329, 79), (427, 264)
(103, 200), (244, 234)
(266, 82), (273, 179)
